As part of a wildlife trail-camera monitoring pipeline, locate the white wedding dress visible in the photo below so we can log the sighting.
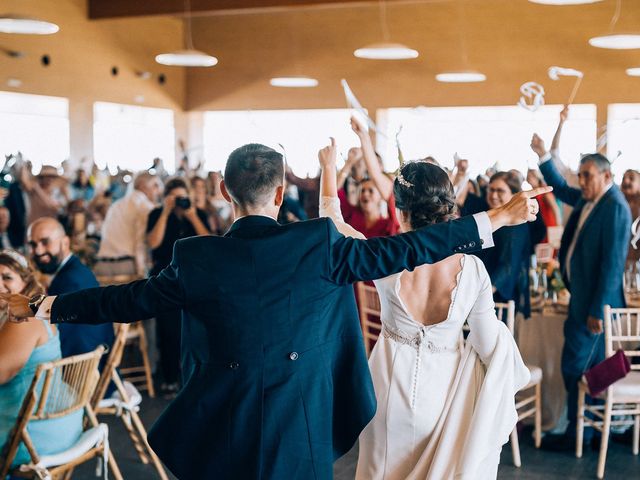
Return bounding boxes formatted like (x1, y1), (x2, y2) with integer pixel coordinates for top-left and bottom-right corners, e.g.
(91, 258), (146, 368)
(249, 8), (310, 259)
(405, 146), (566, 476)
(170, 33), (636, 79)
(320, 197), (530, 480)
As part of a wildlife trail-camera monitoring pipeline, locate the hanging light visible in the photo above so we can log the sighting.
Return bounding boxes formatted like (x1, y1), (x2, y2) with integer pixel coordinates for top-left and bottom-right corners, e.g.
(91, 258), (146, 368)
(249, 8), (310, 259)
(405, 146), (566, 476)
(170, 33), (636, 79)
(588, 0), (640, 49)
(354, 1), (419, 60)
(528, 0), (603, 5)
(626, 67), (640, 76)
(354, 42), (418, 60)
(155, 0), (217, 67)
(269, 77), (318, 88)
(0, 15), (59, 34)
(435, 71), (486, 83)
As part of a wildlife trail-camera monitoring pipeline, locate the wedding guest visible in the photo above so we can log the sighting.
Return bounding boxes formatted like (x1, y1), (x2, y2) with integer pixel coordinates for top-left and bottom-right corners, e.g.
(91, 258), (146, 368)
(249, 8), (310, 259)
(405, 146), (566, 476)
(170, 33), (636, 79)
(621, 169), (640, 265)
(531, 134), (631, 451)
(528, 168), (561, 241)
(285, 167), (321, 220)
(0, 207), (14, 250)
(206, 171), (234, 234)
(147, 177), (210, 395)
(0, 251), (84, 467)
(69, 169), (94, 202)
(26, 166), (68, 224)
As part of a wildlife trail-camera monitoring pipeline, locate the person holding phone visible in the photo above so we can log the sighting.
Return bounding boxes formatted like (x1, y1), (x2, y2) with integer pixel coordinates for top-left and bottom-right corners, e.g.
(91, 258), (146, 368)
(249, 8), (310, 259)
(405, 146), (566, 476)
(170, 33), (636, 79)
(146, 177), (210, 396)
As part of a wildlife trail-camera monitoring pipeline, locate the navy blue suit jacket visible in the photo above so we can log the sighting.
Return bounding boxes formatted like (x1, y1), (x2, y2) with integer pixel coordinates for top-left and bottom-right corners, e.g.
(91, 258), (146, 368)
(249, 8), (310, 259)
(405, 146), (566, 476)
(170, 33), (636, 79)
(50, 215), (482, 479)
(539, 160), (631, 322)
(48, 255), (115, 358)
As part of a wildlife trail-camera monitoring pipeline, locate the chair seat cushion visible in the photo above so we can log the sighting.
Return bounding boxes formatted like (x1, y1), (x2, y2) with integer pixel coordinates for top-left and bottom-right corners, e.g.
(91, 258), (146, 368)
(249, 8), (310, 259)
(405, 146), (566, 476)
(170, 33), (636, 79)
(526, 364), (543, 386)
(25, 424), (108, 469)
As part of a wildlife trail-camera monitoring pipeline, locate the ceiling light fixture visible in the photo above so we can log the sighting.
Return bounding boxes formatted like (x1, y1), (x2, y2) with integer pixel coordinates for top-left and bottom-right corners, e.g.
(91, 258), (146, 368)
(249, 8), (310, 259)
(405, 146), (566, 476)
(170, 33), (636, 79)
(436, 71), (486, 83)
(588, 0), (640, 50)
(270, 77), (318, 88)
(529, 0), (603, 5)
(626, 67), (640, 76)
(0, 15), (59, 34)
(354, 1), (418, 60)
(155, 0), (217, 67)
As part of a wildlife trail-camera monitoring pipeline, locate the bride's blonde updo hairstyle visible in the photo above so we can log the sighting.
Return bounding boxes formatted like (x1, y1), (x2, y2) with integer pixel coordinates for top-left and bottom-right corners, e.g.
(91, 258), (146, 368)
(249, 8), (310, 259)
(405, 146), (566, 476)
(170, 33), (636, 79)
(394, 162), (458, 230)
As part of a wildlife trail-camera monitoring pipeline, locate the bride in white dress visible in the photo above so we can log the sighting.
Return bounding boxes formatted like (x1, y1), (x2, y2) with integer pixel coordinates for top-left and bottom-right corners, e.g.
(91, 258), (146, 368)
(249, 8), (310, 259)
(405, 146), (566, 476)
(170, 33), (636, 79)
(317, 133), (530, 480)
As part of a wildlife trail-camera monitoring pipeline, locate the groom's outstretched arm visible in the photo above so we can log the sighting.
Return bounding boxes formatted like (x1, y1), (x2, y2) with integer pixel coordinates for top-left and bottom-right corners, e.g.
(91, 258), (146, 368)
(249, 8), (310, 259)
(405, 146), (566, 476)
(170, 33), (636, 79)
(19, 244), (186, 326)
(327, 186), (551, 285)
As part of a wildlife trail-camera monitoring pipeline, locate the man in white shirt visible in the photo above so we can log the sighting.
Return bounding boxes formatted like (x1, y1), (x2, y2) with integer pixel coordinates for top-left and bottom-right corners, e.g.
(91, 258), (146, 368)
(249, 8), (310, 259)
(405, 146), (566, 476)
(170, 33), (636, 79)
(94, 172), (161, 277)
(531, 134), (631, 451)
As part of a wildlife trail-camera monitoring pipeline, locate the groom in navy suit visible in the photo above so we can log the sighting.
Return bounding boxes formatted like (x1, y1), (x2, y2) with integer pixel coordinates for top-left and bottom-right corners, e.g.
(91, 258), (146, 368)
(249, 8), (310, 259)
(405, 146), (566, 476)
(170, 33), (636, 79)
(6, 143), (547, 479)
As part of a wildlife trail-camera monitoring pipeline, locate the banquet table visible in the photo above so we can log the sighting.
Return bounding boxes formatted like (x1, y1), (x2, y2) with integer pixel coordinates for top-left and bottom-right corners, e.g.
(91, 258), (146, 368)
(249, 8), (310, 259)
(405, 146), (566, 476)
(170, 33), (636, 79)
(515, 307), (567, 431)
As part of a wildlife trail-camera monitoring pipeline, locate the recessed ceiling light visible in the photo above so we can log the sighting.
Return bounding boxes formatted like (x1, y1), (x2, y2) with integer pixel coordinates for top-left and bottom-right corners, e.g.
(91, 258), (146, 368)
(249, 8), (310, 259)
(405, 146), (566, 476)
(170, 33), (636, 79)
(626, 67), (640, 76)
(0, 15), (59, 34)
(270, 77), (319, 88)
(6, 78), (22, 88)
(589, 34), (640, 49)
(436, 72), (487, 83)
(529, 0), (603, 4)
(353, 42), (419, 60)
(155, 49), (218, 67)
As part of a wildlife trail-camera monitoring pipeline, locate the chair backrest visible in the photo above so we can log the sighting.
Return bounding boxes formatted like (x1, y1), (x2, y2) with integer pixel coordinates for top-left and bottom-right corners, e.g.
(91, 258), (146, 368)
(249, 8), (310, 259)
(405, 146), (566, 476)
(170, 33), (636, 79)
(604, 306), (640, 370)
(0, 346), (105, 473)
(91, 324), (131, 407)
(355, 282), (382, 356)
(95, 274), (141, 287)
(495, 300), (516, 336)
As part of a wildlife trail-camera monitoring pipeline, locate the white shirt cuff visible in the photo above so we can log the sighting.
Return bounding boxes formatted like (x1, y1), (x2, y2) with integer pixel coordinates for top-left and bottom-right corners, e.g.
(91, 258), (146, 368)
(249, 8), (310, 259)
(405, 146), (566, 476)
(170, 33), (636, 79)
(35, 296), (55, 322)
(539, 152), (552, 165)
(472, 212), (494, 249)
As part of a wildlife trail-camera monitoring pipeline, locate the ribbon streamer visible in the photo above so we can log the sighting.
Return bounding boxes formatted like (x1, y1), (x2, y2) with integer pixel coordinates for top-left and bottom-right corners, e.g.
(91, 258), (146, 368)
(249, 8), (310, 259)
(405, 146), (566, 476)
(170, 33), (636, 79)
(518, 81), (545, 112)
(548, 66), (584, 105)
(341, 79), (387, 138)
(632, 216), (640, 250)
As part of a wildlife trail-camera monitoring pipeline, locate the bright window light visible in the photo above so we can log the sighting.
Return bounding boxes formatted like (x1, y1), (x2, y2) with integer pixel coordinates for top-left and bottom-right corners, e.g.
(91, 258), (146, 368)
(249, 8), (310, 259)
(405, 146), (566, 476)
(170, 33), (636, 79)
(94, 102), (176, 173)
(377, 104), (597, 176)
(203, 109), (361, 177)
(0, 91), (69, 171)
(606, 104), (640, 181)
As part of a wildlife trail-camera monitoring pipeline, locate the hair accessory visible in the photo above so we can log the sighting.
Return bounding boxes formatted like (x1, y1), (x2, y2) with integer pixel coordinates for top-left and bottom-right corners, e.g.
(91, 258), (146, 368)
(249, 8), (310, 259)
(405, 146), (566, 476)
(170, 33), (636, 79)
(396, 170), (414, 189)
(0, 249), (29, 269)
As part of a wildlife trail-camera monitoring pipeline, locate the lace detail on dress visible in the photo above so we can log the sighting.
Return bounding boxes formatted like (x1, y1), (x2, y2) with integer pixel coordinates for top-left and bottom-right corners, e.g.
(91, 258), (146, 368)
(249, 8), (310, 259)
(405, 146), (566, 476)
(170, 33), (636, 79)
(382, 325), (459, 353)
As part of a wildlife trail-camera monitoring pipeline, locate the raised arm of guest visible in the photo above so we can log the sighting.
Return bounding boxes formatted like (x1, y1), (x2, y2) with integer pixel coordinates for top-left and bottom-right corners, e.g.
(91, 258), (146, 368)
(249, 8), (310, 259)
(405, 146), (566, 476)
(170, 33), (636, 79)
(285, 166), (319, 192)
(147, 194), (175, 250)
(550, 105), (568, 156)
(531, 133), (582, 207)
(336, 147), (363, 189)
(350, 117), (394, 201)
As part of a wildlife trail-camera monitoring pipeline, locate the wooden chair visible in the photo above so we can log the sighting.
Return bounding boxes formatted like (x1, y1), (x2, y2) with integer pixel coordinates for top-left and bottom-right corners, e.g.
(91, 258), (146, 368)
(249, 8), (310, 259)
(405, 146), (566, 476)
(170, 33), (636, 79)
(576, 306), (640, 479)
(0, 346), (123, 480)
(95, 274), (156, 397)
(496, 300), (542, 468)
(91, 324), (169, 479)
(355, 282), (382, 356)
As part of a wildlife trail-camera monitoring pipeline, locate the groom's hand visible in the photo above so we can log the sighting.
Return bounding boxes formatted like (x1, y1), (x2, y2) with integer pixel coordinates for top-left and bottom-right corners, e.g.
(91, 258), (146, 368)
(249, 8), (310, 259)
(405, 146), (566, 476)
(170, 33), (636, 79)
(0, 293), (33, 321)
(487, 186), (553, 231)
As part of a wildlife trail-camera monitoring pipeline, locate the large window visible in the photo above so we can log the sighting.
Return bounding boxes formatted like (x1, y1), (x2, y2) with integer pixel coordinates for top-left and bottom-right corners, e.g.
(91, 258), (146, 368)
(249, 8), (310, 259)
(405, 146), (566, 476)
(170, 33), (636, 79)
(203, 109), (361, 176)
(377, 104), (597, 176)
(606, 104), (640, 180)
(0, 91), (69, 171)
(93, 102), (175, 173)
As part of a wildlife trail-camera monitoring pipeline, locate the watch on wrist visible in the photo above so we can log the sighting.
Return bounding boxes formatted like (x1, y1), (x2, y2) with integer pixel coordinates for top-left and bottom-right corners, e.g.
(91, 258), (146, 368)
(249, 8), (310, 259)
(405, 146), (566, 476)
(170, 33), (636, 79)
(28, 294), (47, 315)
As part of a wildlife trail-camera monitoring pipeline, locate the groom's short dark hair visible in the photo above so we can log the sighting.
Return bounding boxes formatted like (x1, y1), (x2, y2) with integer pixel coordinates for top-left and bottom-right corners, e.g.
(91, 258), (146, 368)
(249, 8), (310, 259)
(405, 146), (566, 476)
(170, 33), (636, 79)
(224, 144), (284, 207)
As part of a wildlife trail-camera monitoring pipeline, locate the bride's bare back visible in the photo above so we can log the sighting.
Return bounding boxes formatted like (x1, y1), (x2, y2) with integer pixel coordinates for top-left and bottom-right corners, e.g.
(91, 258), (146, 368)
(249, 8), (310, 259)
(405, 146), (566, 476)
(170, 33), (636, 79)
(399, 253), (465, 326)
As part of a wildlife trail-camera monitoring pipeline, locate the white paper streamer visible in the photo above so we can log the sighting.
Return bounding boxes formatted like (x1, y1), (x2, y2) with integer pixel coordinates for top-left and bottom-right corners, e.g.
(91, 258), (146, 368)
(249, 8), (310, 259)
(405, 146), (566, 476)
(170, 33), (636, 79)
(518, 81), (545, 112)
(632, 216), (640, 250)
(548, 66), (584, 80)
(341, 79), (386, 138)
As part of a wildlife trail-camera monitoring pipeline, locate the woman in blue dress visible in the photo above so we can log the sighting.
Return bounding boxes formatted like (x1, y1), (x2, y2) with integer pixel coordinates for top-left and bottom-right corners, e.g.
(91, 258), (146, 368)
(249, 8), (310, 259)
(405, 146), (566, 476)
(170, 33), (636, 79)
(0, 251), (83, 468)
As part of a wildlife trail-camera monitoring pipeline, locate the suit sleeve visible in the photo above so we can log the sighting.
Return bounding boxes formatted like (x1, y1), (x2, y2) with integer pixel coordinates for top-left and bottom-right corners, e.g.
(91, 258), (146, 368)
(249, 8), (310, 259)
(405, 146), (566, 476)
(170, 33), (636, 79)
(539, 159), (582, 207)
(326, 215), (482, 285)
(589, 200), (632, 320)
(51, 242), (186, 325)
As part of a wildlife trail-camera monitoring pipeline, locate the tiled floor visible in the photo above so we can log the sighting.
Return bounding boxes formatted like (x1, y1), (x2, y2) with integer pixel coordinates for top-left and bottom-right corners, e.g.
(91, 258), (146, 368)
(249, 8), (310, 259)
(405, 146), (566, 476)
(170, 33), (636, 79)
(75, 396), (639, 479)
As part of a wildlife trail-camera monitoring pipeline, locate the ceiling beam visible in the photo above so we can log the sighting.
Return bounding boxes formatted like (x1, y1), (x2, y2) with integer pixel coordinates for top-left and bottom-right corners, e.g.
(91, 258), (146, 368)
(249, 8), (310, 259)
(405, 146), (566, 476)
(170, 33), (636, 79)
(88, 0), (404, 20)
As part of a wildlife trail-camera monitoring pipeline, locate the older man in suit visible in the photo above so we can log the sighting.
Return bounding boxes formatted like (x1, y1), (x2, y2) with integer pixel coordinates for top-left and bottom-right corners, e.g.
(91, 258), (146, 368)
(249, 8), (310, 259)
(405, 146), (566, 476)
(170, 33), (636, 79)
(4, 143), (546, 479)
(531, 134), (632, 451)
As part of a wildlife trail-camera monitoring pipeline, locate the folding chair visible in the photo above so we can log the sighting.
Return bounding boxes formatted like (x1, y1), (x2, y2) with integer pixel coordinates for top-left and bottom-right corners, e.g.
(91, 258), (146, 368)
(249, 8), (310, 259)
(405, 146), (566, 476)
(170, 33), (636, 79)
(92, 324), (169, 479)
(576, 306), (640, 479)
(0, 346), (122, 480)
(355, 281), (382, 356)
(96, 274), (155, 397)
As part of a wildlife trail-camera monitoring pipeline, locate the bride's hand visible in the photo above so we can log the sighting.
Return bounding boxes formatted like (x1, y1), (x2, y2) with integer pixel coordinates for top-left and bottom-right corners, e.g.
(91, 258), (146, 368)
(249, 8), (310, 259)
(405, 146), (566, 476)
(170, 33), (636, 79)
(318, 137), (338, 169)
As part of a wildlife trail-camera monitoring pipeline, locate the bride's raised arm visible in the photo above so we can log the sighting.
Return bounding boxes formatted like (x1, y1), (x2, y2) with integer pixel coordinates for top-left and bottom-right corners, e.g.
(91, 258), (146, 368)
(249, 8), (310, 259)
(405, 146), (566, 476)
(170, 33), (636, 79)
(318, 138), (366, 240)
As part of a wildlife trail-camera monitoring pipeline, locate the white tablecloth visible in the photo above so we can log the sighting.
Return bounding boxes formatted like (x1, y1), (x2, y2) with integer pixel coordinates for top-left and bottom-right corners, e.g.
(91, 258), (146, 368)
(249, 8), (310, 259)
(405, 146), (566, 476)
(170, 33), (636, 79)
(516, 309), (566, 431)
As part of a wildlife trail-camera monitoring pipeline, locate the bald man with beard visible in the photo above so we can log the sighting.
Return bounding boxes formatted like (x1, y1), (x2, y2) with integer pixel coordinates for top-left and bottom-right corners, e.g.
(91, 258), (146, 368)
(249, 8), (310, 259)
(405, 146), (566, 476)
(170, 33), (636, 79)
(28, 217), (114, 359)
